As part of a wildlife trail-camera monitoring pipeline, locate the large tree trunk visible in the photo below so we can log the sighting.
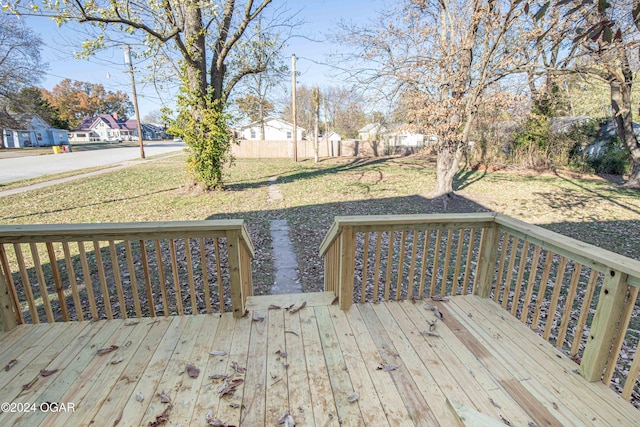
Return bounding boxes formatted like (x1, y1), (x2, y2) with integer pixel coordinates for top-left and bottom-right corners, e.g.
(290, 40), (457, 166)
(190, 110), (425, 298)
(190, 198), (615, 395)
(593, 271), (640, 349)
(183, 7), (207, 106)
(434, 141), (461, 196)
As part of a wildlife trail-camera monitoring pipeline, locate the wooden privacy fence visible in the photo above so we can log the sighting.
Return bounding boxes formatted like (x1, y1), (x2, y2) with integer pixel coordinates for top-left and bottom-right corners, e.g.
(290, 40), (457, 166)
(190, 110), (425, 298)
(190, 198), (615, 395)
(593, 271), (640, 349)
(0, 220), (254, 329)
(319, 213), (640, 404)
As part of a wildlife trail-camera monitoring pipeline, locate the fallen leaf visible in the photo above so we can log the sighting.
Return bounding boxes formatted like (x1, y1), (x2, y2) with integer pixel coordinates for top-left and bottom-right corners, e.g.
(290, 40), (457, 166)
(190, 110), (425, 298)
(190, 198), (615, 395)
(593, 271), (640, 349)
(97, 345), (119, 356)
(268, 304), (281, 310)
(22, 377), (38, 391)
(347, 391), (360, 403)
(278, 410), (295, 426)
(209, 374), (230, 380)
(285, 329), (299, 336)
(124, 320), (140, 326)
(283, 303), (295, 311)
(40, 369), (59, 377)
(209, 350), (227, 357)
(428, 319), (438, 332)
(331, 296), (339, 305)
(252, 313), (265, 322)
(242, 309), (249, 318)
(158, 391), (171, 403)
(135, 392), (144, 402)
(489, 398), (501, 408)
(113, 409), (123, 426)
(186, 364), (200, 378)
(289, 301), (307, 314)
(283, 362), (290, 369)
(230, 361), (246, 374)
(148, 404), (171, 426)
(432, 306), (443, 319)
(218, 378), (244, 398)
(275, 349), (288, 358)
(4, 359), (17, 371)
(229, 402), (241, 408)
(419, 331), (440, 338)
(377, 364), (399, 371)
(431, 295), (449, 302)
(111, 357), (124, 365)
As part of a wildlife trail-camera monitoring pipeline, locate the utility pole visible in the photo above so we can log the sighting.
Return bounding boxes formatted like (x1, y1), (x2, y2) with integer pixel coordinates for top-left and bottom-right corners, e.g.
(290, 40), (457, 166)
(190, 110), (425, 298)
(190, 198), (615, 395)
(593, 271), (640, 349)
(291, 54), (297, 162)
(124, 45), (145, 159)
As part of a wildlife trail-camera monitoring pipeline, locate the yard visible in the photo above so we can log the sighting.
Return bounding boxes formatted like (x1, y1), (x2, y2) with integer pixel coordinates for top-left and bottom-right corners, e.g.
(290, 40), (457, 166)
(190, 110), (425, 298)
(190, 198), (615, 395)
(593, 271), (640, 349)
(0, 154), (638, 295)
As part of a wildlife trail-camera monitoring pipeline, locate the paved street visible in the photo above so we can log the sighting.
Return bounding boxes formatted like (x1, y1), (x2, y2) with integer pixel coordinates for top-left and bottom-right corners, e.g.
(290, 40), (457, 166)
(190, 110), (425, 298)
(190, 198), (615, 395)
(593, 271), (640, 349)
(0, 143), (185, 184)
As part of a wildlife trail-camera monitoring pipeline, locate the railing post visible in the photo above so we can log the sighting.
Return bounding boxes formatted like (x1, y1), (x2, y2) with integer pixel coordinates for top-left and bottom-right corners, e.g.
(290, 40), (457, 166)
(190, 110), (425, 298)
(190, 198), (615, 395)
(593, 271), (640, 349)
(474, 223), (500, 298)
(579, 269), (628, 382)
(338, 226), (355, 310)
(227, 230), (248, 318)
(0, 269), (18, 331)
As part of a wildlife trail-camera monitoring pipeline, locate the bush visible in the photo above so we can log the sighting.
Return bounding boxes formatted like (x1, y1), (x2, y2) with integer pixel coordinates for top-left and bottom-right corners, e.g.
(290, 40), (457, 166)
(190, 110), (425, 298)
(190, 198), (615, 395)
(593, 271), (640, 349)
(584, 141), (631, 175)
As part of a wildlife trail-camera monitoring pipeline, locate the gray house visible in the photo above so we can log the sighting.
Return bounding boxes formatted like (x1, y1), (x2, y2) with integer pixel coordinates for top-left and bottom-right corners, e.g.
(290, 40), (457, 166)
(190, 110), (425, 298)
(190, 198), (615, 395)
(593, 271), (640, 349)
(2, 113), (68, 148)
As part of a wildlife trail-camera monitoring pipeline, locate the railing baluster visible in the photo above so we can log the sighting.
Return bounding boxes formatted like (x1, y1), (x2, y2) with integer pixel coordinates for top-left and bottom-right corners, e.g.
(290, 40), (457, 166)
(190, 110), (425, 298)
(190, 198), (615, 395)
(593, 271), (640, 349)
(93, 241), (113, 320)
(62, 242), (83, 321)
(384, 231), (393, 302)
(214, 237), (225, 313)
(493, 233), (508, 302)
(407, 230), (419, 300)
(30, 243), (54, 323)
(199, 238), (211, 314)
(557, 263), (582, 348)
(502, 236), (520, 309)
(124, 240), (142, 318)
(396, 231), (407, 301)
(452, 229), (465, 295)
(14, 243), (38, 323)
(108, 241), (127, 319)
(462, 228), (475, 295)
(571, 270), (599, 356)
(441, 229), (453, 297)
(78, 242), (98, 320)
(430, 230), (442, 298)
(169, 238), (183, 315)
(622, 343), (640, 399)
(419, 230), (430, 299)
(544, 256), (567, 341)
(361, 233), (369, 304)
(184, 238), (198, 314)
(46, 242), (69, 322)
(153, 240), (167, 316)
(511, 241), (529, 316)
(520, 245), (541, 324)
(373, 233), (382, 303)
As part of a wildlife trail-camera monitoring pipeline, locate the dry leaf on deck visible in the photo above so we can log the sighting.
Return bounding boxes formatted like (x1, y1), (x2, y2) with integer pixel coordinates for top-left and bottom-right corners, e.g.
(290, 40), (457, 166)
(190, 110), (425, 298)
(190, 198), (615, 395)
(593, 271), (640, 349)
(275, 349), (287, 358)
(229, 402), (241, 409)
(252, 313), (265, 322)
(242, 309), (249, 318)
(97, 345), (119, 356)
(289, 301), (307, 314)
(284, 329), (299, 337)
(218, 378), (244, 398)
(420, 331), (440, 338)
(209, 350), (227, 357)
(40, 369), (59, 377)
(148, 404), (172, 426)
(428, 319), (438, 332)
(278, 410), (295, 426)
(283, 303), (295, 311)
(377, 364), (398, 372)
(4, 359), (17, 371)
(113, 409), (123, 426)
(111, 357), (124, 365)
(124, 320), (140, 326)
(331, 296), (339, 305)
(230, 361), (246, 374)
(22, 377), (38, 391)
(209, 373), (230, 380)
(347, 391), (360, 403)
(431, 295), (449, 302)
(186, 364), (200, 378)
(158, 391), (171, 403)
(268, 304), (281, 310)
(135, 392), (144, 402)
(205, 409), (235, 426)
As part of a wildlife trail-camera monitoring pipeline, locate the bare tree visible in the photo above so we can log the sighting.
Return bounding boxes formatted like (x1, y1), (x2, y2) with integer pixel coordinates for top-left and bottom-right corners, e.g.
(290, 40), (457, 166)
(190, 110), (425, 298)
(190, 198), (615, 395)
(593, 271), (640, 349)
(336, 0), (529, 196)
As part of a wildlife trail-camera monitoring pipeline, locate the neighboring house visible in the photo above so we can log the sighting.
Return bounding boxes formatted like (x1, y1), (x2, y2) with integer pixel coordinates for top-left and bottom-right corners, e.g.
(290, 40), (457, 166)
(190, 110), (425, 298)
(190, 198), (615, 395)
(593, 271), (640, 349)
(358, 123), (386, 140)
(240, 117), (305, 141)
(69, 114), (140, 142)
(327, 132), (341, 145)
(385, 129), (425, 147)
(141, 123), (167, 140)
(2, 112), (68, 148)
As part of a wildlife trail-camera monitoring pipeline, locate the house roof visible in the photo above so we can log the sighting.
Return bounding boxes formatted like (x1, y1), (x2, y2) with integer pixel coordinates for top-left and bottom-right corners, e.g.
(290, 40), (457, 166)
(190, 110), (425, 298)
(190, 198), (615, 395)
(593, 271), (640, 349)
(240, 117), (306, 131)
(76, 114), (136, 131)
(0, 112), (50, 130)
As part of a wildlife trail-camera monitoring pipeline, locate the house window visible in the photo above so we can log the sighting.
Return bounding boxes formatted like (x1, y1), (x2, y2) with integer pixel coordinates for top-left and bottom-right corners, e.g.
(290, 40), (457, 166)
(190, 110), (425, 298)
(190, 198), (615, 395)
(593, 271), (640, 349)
(36, 133), (42, 141)
(287, 131), (292, 139)
(250, 129), (256, 139)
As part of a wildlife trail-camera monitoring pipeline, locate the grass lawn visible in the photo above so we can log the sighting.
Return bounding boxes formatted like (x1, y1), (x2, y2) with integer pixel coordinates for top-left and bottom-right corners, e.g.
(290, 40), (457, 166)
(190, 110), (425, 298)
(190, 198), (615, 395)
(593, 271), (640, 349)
(0, 154), (639, 293)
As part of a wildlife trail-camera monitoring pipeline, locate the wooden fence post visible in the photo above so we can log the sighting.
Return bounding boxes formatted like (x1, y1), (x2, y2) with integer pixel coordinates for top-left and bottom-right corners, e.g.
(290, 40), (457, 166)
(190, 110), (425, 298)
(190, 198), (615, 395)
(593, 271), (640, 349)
(227, 230), (247, 318)
(579, 269), (628, 382)
(474, 223), (500, 298)
(0, 270), (17, 331)
(339, 226), (355, 310)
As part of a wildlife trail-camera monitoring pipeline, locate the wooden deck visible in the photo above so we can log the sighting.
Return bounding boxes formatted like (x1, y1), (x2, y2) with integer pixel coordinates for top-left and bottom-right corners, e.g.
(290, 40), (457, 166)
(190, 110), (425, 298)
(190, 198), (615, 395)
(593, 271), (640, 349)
(0, 293), (638, 426)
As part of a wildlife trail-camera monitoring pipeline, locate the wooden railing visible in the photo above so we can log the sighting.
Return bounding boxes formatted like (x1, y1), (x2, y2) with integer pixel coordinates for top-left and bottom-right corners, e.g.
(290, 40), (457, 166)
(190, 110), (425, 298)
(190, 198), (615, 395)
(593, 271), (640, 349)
(0, 220), (255, 329)
(320, 213), (640, 404)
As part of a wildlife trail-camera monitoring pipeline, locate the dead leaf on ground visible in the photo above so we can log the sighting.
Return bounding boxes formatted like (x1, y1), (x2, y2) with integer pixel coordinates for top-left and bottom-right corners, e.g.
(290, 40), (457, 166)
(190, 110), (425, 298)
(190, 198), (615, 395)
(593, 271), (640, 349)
(229, 402), (241, 409)
(289, 301), (307, 314)
(22, 377), (38, 391)
(218, 378), (244, 398)
(278, 410), (295, 426)
(209, 350), (227, 357)
(4, 359), (17, 371)
(283, 362), (290, 369)
(431, 295), (449, 302)
(209, 373), (230, 380)
(285, 329), (299, 336)
(186, 364), (200, 378)
(230, 361), (246, 374)
(275, 349), (287, 358)
(205, 410), (236, 426)
(428, 319), (438, 332)
(148, 404), (172, 426)
(123, 320), (140, 326)
(96, 345), (119, 356)
(377, 364), (399, 371)
(420, 331), (440, 338)
(268, 304), (281, 310)
(135, 392), (144, 402)
(347, 391), (360, 403)
(40, 369), (59, 377)
(283, 303), (295, 311)
(111, 357), (124, 365)
(242, 309), (249, 318)
(252, 313), (265, 322)
(158, 391), (171, 403)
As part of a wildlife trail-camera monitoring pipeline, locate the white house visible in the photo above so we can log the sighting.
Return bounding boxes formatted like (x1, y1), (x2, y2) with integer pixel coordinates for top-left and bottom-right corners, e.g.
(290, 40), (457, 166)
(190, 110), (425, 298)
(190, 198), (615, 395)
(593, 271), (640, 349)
(240, 117), (304, 141)
(386, 130), (426, 147)
(2, 113), (68, 148)
(326, 131), (341, 144)
(69, 114), (139, 142)
(358, 123), (386, 140)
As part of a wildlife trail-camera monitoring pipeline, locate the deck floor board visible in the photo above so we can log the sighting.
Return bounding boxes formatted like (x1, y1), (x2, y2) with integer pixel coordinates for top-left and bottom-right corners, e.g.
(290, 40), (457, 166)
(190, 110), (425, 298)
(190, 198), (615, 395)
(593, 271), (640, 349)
(0, 295), (638, 426)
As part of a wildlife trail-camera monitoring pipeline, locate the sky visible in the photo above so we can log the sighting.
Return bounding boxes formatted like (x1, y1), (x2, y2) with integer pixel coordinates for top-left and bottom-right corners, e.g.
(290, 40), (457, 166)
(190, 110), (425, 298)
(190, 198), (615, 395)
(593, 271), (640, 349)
(19, 0), (386, 120)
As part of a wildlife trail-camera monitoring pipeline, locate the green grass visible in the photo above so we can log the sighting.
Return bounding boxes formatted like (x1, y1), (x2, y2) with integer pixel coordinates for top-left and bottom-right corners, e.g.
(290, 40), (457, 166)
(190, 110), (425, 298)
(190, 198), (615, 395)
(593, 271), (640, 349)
(0, 154), (639, 293)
